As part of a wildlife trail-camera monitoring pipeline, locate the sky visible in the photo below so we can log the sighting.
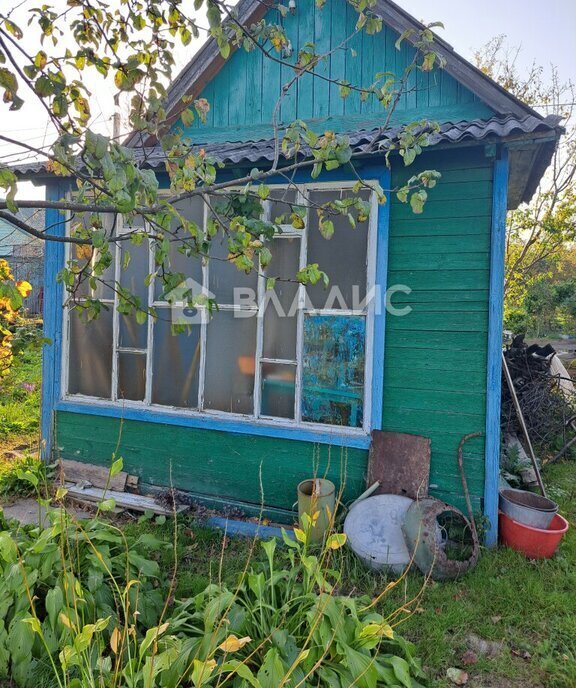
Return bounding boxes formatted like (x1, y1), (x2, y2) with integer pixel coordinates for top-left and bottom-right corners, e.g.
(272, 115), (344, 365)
(400, 0), (576, 79)
(4, 0), (576, 199)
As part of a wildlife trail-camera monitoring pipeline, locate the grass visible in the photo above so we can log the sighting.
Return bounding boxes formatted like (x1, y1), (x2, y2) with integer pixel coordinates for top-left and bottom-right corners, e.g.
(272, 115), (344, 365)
(0, 345), (42, 448)
(118, 461), (576, 688)
(1, 347), (576, 686)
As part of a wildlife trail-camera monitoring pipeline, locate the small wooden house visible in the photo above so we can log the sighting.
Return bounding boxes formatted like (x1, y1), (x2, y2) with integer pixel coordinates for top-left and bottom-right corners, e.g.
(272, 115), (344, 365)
(26, 0), (561, 543)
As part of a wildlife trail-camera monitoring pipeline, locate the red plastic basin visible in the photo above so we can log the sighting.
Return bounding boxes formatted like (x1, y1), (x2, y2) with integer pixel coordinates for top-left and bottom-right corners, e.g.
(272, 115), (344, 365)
(499, 511), (569, 559)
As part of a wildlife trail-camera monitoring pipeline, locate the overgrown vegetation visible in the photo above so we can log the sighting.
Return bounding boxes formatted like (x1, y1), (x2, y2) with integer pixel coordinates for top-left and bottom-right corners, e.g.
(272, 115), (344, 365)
(0, 484), (427, 688)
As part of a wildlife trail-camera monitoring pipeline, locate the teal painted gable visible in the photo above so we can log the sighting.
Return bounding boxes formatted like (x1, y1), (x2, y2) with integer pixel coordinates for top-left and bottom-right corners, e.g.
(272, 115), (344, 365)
(173, 2), (494, 143)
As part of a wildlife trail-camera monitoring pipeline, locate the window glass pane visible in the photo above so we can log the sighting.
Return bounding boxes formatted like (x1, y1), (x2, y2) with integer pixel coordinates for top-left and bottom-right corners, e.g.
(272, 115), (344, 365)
(119, 314), (147, 349)
(68, 308), (113, 398)
(263, 237), (300, 360)
(268, 189), (297, 225)
(119, 242), (149, 342)
(154, 197), (204, 301)
(93, 243), (116, 301)
(306, 189), (370, 310)
(204, 311), (257, 414)
(152, 317), (201, 408)
(261, 363), (295, 419)
(73, 213), (117, 300)
(302, 315), (365, 428)
(209, 235), (258, 306)
(118, 352), (146, 401)
(120, 242), (149, 305)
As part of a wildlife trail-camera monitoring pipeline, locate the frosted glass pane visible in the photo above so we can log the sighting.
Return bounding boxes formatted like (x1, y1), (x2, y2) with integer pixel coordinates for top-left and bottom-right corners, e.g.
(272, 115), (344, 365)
(263, 237), (300, 360)
(74, 212), (117, 299)
(306, 190), (370, 310)
(120, 242), (149, 305)
(209, 235), (258, 306)
(118, 352), (146, 401)
(152, 318), (201, 408)
(204, 311), (257, 414)
(268, 189), (297, 224)
(68, 309), (113, 398)
(261, 363), (295, 419)
(302, 315), (365, 428)
(119, 314), (147, 349)
(155, 197), (204, 301)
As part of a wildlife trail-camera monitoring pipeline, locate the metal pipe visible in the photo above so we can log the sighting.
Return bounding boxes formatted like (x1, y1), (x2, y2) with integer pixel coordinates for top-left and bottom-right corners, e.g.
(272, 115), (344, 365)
(502, 352), (547, 497)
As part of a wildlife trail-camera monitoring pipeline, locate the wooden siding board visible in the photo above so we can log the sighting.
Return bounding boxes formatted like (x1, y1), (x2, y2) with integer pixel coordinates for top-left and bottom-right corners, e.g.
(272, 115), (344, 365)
(280, 9), (299, 124)
(313, 1), (331, 119)
(55, 411), (366, 512)
(329, 0), (347, 118)
(344, 1), (363, 116)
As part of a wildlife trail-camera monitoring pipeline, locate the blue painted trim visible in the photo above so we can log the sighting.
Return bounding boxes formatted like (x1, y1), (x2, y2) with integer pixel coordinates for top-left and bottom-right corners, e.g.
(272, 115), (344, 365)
(207, 517), (296, 541)
(54, 400), (372, 449)
(41, 181), (69, 461)
(371, 167), (390, 431)
(484, 148), (509, 547)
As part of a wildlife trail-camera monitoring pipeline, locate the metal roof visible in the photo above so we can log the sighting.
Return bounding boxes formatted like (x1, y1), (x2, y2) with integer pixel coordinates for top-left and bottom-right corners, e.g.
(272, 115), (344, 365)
(12, 114), (561, 207)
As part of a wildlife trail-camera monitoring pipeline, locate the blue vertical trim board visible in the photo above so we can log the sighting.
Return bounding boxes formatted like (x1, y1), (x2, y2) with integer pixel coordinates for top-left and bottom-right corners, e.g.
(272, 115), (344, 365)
(484, 147), (509, 547)
(40, 181), (68, 461)
(371, 167), (391, 431)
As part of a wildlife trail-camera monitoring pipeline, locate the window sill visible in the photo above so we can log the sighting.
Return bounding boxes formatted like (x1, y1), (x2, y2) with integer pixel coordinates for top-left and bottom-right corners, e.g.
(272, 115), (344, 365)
(55, 398), (372, 449)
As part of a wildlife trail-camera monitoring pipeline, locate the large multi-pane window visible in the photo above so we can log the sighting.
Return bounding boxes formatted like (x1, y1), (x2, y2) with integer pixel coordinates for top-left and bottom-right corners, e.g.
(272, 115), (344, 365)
(64, 182), (377, 433)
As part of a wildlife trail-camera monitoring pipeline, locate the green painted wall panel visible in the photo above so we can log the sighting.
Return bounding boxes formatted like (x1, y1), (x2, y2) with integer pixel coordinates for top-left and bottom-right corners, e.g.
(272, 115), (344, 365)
(55, 412), (367, 512)
(173, 3), (493, 141)
(383, 147), (493, 512)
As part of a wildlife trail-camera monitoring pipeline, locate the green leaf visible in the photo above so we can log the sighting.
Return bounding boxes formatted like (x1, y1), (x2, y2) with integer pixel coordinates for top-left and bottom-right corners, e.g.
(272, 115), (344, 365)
(98, 498), (116, 512)
(110, 456), (124, 477)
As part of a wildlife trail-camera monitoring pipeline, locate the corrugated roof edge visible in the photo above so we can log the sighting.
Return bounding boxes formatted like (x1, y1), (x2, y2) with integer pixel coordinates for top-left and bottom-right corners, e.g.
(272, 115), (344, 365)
(12, 114), (563, 207)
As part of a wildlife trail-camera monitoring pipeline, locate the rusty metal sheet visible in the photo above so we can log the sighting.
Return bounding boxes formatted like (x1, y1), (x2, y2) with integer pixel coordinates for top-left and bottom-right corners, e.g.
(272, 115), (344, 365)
(367, 431), (431, 500)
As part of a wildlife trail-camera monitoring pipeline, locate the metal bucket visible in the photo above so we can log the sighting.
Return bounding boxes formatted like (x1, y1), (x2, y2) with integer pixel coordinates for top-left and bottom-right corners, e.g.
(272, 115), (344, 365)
(297, 479), (336, 544)
(499, 489), (558, 529)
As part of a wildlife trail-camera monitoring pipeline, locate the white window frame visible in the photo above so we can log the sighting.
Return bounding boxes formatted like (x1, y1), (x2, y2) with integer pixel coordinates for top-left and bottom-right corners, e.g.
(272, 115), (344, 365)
(60, 180), (379, 438)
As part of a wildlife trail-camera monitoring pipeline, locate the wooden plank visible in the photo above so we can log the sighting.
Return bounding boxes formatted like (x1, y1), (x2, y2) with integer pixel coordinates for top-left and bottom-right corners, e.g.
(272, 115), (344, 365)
(328, 0), (347, 117)
(64, 483), (187, 515)
(387, 269), (489, 291)
(313, 0), (331, 119)
(389, 251), (489, 271)
(387, 310), (488, 333)
(391, 234), (490, 253)
(295, 0), (315, 120)
(385, 348), (487, 372)
(391, 181), (493, 203)
(343, 0), (363, 116)
(60, 458), (129, 491)
(390, 217), (492, 237)
(391, 198), (493, 220)
(385, 329), (487, 351)
(385, 367), (486, 394)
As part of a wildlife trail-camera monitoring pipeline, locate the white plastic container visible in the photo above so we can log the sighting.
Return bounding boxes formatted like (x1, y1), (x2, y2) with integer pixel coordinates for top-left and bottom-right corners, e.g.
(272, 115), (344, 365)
(344, 494), (413, 573)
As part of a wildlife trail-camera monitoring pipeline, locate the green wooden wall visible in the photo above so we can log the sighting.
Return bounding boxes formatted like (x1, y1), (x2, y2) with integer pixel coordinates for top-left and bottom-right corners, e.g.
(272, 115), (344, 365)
(54, 413), (366, 517)
(176, 2), (493, 143)
(384, 147), (492, 511)
(55, 147), (493, 517)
